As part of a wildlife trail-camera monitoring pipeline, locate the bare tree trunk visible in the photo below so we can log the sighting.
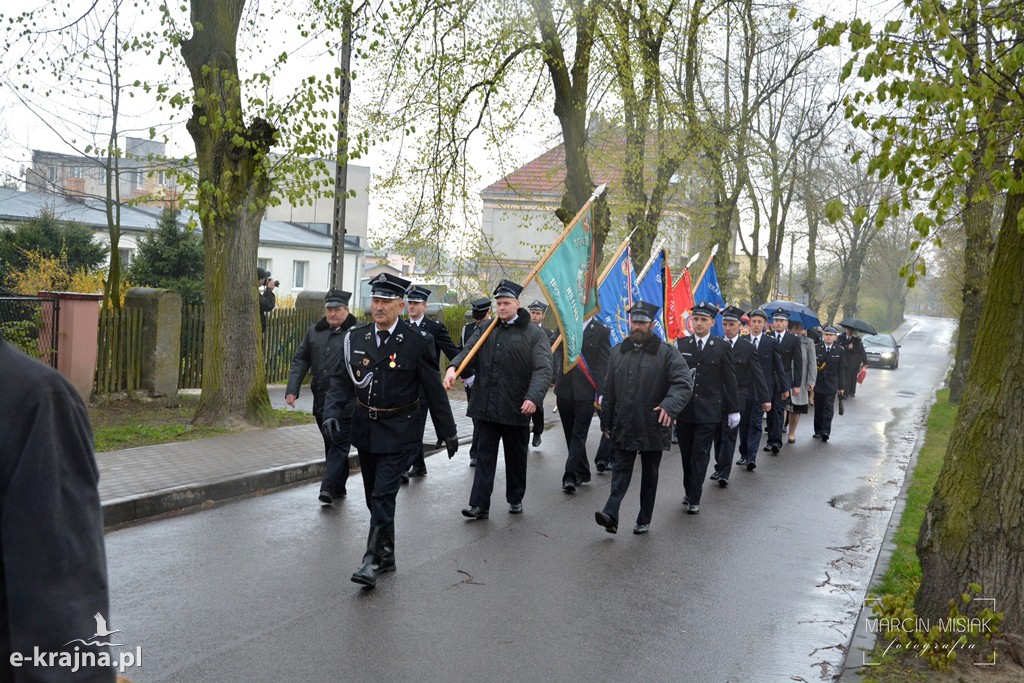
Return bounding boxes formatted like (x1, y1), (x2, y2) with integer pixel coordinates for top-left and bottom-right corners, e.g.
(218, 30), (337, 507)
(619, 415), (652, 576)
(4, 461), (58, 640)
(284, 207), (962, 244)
(181, 0), (275, 427)
(916, 182), (1024, 635)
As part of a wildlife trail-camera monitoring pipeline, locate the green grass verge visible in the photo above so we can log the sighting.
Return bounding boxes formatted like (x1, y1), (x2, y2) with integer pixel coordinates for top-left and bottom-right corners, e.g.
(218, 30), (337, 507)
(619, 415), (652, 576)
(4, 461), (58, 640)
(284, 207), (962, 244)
(861, 388), (957, 681)
(90, 394), (316, 453)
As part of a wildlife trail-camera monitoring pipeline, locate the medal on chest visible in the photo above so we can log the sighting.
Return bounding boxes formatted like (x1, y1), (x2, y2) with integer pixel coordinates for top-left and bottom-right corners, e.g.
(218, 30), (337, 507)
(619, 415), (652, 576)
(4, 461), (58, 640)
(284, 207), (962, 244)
(389, 352), (397, 369)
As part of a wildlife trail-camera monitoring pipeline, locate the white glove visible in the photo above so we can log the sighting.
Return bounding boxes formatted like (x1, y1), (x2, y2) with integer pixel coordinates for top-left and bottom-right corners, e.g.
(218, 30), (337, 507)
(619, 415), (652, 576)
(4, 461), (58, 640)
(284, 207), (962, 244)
(463, 375), (475, 388)
(727, 412), (741, 429)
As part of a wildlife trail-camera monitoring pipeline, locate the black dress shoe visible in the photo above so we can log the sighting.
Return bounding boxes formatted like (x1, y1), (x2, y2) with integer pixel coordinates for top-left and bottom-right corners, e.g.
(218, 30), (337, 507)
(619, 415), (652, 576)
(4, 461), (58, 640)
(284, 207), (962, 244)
(318, 490), (334, 506)
(532, 433), (542, 447)
(508, 502), (523, 514)
(812, 433), (820, 439)
(770, 444), (780, 454)
(736, 459), (748, 466)
(709, 471), (720, 481)
(763, 445), (773, 452)
(461, 506), (489, 520)
(400, 470), (410, 483)
(562, 481), (576, 493)
(469, 457), (477, 467)
(682, 495), (689, 505)
(408, 466), (427, 477)
(746, 461), (756, 471)
(821, 435), (829, 443)
(595, 462), (608, 473)
(633, 524), (649, 535)
(595, 511), (618, 534)
(718, 478), (728, 488)
(686, 504), (700, 515)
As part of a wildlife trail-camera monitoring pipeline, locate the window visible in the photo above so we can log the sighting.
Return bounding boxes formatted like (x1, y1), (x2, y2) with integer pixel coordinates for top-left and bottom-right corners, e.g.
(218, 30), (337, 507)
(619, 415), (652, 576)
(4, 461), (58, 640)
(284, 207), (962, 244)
(48, 166), (59, 184)
(257, 258), (272, 274)
(293, 260), (309, 289)
(70, 166), (84, 179)
(118, 248), (135, 266)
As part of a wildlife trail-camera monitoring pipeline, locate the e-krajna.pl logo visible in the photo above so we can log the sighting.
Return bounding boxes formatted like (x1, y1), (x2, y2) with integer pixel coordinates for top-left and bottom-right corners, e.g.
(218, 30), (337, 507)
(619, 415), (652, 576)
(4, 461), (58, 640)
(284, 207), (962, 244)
(8, 612), (142, 674)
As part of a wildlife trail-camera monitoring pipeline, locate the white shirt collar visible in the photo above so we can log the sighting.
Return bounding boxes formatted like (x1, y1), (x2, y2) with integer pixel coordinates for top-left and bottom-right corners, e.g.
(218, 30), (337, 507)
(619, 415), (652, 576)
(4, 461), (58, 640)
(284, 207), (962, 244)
(408, 315), (424, 325)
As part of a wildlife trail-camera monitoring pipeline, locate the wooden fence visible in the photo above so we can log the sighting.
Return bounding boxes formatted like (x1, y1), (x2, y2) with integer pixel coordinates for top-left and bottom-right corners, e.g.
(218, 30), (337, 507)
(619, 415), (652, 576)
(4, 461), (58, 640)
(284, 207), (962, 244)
(95, 307), (143, 395)
(178, 305), (321, 389)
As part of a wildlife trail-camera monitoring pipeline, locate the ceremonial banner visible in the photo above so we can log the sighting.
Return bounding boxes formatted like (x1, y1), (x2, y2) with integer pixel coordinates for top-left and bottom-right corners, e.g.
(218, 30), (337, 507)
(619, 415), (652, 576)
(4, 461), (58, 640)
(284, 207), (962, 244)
(595, 245), (638, 347)
(635, 248), (668, 340)
(538, 201), (601, 372)
(667, 268), (695, 339)
(693, 259), (725, 337)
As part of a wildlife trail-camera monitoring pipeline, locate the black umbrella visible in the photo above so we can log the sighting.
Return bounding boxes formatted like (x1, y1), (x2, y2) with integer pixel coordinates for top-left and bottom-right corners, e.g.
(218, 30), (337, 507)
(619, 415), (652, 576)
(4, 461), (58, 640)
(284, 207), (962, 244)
(837, 317), (877, 335)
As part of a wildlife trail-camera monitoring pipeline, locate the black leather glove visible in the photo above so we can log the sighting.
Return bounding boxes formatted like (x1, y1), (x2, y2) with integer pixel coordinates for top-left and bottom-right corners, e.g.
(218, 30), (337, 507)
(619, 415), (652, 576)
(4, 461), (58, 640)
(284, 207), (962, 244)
(435, 437), (444, 449)
(444, 436), (459, 459)
(322, 417), (342, 443)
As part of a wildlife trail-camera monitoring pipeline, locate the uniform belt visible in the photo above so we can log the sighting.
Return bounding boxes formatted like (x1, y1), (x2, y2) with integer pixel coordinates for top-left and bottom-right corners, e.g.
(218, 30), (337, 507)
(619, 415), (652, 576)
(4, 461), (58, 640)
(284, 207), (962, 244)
(356, 399), (419, 420)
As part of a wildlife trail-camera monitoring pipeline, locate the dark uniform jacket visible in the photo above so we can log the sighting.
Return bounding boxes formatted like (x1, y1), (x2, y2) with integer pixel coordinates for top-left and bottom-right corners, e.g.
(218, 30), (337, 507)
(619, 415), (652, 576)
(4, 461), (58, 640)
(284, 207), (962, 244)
(0, 340), (114, 682)
(323, 320), (456, 452)
(676, 335), (740, 424)
(838, 333), (867, 369)
(750, 333), (790, 398)
(409, 316), (461, 367)
(601, 335), (692, 451)
(460, 320), (488, 380)
(814, 342), (846, 395)
(726, 335), (770, 406)
(554, 318), (611, 401)
(450, 310), (552, 426)
(774, 331), (803, 392)
(286, 314), (359, 412)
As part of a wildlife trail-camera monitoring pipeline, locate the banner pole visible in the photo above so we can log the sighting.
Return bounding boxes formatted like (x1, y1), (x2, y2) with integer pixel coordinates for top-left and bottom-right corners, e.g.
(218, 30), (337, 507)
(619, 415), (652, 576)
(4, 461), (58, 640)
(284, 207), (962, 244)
(691, 243), (720, 292)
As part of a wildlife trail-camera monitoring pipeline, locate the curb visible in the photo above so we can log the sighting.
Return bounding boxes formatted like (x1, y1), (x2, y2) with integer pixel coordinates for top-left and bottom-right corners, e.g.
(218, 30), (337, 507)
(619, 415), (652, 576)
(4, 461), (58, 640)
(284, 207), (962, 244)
(839, 321), (951, 680)
(102, 417), (559, 528)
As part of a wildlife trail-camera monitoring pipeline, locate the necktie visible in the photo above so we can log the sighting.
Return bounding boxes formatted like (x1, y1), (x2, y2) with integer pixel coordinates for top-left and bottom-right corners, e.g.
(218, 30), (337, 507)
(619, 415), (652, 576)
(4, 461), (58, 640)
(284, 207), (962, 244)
(730, 338), (735, 348)
(377, 330), (390, 347)
(777, 333), (783, 342)
(698, 338), (704, 352)
(754, 336), (759, 350)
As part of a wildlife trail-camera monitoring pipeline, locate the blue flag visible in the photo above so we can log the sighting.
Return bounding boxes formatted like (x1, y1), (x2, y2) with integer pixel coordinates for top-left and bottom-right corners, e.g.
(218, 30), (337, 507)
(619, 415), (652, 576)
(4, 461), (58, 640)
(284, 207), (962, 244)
(693, 260), (725, 337)
(595, 246), (637, 347)
(635, 249), (667, 340)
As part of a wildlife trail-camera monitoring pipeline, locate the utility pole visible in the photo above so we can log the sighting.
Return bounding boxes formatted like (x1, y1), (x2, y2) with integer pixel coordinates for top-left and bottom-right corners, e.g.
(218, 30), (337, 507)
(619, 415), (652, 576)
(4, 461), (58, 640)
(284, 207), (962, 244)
(330, 2), (353, 291)
(787, 233), (795, 298)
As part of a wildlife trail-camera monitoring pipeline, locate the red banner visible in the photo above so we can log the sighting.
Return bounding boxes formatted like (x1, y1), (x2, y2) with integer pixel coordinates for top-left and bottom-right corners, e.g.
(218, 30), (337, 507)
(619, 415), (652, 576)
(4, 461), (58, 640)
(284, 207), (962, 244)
(666, 268), (695, 340)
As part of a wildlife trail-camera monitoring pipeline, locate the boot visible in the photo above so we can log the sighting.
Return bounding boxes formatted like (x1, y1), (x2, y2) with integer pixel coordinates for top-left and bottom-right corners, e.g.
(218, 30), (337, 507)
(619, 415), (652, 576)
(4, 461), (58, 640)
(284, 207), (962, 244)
(351, 527), (384, 587)
(379, 524), (396, 573)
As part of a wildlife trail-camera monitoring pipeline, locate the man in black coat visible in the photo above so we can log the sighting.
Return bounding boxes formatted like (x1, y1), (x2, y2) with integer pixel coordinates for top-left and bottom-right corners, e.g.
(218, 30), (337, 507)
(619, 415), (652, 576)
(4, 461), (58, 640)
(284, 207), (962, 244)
(323, 273), (458, 588)
(676, 301), (739, 514)
(403, 285), (462, 479)
(258, 267), (277, 332)
(712, 306), (771, 487)
(527, 300), (558, 447)
(1, 337), (115, 682)
(555, 317), (611, 493)
(460, 298), (492, 467)
(595, 302), (692, 534)
(813, 326), (846, 442)
(444, 280), (552, 518)
(838, 327), (867, 398)
(286, 289), (359, 506)
(740, 309), (789, 471)
(765, 308), (803, 454)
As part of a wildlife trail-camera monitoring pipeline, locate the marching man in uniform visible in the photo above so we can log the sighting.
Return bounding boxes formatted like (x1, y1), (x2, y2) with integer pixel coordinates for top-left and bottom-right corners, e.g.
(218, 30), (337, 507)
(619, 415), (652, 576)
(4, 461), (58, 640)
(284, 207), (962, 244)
(322, 273), (458, 588)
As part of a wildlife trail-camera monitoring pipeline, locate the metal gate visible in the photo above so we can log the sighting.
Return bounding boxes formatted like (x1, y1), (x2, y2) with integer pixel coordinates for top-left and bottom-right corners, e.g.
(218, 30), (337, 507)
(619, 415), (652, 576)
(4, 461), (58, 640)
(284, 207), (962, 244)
(0, 289), (60, 367)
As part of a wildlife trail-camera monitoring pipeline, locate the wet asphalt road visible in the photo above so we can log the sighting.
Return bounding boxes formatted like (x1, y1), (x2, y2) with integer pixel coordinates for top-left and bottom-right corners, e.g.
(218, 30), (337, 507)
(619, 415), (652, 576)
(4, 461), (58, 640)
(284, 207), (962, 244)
(104, 316), (955, 682)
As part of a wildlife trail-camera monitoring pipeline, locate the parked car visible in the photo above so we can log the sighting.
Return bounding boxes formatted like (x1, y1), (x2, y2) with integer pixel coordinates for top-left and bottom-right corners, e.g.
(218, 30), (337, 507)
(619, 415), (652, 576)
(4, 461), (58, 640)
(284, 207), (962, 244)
(863, 333), (900, 369)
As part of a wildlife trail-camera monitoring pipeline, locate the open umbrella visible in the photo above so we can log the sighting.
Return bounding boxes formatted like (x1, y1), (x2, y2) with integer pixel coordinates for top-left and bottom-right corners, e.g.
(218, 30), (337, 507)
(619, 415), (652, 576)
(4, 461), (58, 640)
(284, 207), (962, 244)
(761, 300), (821, 329)
(837, 317), (877, 335)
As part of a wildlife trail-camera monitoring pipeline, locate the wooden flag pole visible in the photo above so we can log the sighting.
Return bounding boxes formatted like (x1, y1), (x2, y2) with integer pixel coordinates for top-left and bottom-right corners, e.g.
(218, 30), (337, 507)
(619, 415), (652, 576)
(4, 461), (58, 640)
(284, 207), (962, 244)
(636, 239), (667, 283)
(674, 251), (701, 288)
(691, 243), (720, 292)
(451, 184), (607, 379)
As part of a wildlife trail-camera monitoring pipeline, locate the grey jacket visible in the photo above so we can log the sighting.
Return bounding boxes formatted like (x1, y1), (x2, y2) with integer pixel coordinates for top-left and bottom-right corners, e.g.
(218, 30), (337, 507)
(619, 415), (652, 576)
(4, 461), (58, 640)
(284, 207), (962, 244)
(451, 309), (552, 426)
(601, 335), (693, 451)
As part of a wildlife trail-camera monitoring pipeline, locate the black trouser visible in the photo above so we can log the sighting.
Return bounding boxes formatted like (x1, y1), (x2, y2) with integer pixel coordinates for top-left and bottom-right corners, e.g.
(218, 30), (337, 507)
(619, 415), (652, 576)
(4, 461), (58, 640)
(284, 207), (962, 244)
(406, 399), (430, 472)
(813, 391), (837, 438)
(531, 404), (545, 435)
(602, 449), (662, 526)
(357, 446), (413, 528)
(594, 432), (612, 468)
(712, 411), (739, 481)
(469, 420), (529, 510)
(313, 395), (351, 496)
(766, 391), (787, 447)
(557, 396), (595, 485)
(466, 385), (481, 461)
(677, 421), (718, 505)
(738, 396), (761, 464)
(842, 365), (860, 396)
